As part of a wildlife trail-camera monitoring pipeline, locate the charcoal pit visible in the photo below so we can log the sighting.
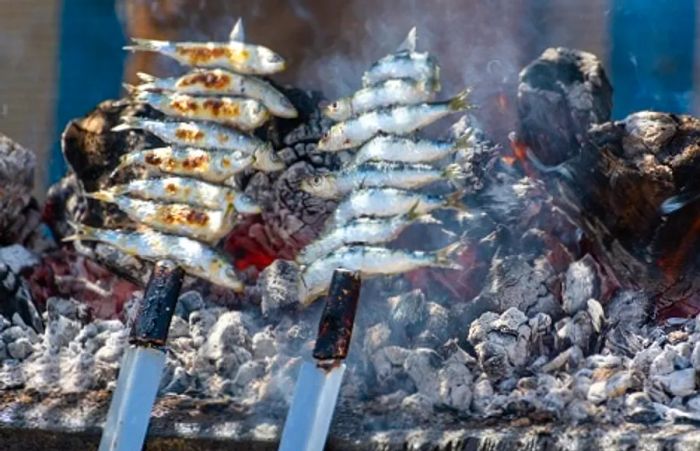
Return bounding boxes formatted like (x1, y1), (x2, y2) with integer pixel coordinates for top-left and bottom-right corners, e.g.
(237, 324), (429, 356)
(3, 47), (700, 450)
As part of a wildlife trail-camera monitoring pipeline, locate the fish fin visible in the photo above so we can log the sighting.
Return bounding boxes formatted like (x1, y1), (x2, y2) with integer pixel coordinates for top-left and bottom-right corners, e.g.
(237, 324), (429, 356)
(122, 83), (138, 95)
(109, 154), (132, 176)
(62, 221), (98, 243)
(445, 190), (467, 212)
(448, 88), (473, 112)
(433, 241), (464, 270)
(405, 201), (422, 220)
(454, 129), (474, 150)
(443, 163), (466, 182)
(432, 66), (442, 92)
(124, 38), (170, 53)
(660, 191), (700, 215)
(85, 190), (116, 203)
(396, 27), (417, 52)
(136, 72), (156, 83)
(111, 116), (141, 132)
(525, 148), (575, 182)
(229, 18), (245, 42)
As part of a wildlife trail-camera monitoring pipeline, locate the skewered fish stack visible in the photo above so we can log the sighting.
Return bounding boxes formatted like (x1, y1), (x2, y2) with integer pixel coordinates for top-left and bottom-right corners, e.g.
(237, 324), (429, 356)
(68, 19), (296, 292)
(297, 28), (472, 305)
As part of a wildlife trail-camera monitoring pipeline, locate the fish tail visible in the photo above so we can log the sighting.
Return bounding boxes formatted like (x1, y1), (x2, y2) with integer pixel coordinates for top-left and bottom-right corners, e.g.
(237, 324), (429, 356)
(136, 72), (156, 83)
(124, 38), (171, 54)
(432, 241), (464, 270)
(448, 88), (473, 112)
(63, 221), (99, 243)
(110, 154), (133, 176)
(454, 129), (474, 150)
(111, 116), (141, 133)
(445, 190), (467, 211)
(443, 163), (466, 182)
(85, 190), (116, 203)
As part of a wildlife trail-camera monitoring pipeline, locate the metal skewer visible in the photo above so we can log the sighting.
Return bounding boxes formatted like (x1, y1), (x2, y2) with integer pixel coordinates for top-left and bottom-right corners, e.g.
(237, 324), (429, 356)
(99, 259), (184, 451)
(278, 268), (361, 451)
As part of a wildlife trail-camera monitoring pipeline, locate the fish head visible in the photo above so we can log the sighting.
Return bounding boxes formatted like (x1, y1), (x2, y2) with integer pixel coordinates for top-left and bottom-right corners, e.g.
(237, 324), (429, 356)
(317, 125), (349, 151)
(233, 193), (262, 214)
(211, 258), (245, 292)
(322, 99), (352, 121)
(256, 46), (286, 73)
(252, 144), (285, 172)
(300, 173), (340, 198)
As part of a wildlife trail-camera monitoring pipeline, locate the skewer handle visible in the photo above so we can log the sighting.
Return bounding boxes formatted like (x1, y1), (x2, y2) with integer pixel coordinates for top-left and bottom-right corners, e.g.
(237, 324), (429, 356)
(312, 269), (361, 361)
(129, 259), (184, 348)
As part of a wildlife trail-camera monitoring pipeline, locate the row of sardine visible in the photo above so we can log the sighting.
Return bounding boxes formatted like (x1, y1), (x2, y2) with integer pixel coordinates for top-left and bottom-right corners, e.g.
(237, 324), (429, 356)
(296, 28), (469, 304)
(71, 19), (296, 291)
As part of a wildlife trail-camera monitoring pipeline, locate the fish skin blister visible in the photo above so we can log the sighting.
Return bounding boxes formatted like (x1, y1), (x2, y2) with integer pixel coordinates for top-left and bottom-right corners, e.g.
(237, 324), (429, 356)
(297, 27), (473, 305)
(72, 19), (295, 290)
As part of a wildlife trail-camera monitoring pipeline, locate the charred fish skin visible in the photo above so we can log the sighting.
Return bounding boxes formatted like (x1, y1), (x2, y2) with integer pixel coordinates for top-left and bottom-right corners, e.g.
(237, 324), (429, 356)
(323, 78), (435, 121)
(299, 242), (463, 305)
(104, 176), (261, 213)
(64, 223), (244, 291)
(317, 88), (472, 151)
(331, 188), (465, 226)
(111, 117), (267, 154)
(296, 212), (439, 265)
(113, 146), (253, 183)
(133, 91), (270, 131)
(87, 191), (235, 243)
(135, 70), (298, 119)
(352, 132), (471, 166)
(124, 38), (285, 75)
(300, 161), (466, 199)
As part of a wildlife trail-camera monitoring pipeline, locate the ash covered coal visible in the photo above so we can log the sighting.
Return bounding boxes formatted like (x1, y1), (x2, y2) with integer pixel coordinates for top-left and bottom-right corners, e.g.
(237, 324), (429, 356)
(5, 43), (700, 450)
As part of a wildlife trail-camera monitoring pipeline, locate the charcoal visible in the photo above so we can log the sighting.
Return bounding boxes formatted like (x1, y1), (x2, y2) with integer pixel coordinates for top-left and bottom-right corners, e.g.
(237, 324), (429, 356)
(174, 290), (205, 320)
(517, 47), (612, 165)
(403, 348), (443, 398)
(0, 133), (40, 246)
(562, 257), (600, 315)
(655, 368), (696, 397)
(437, 361), (473, 411)
(252, 327), (277, 359)
(257, 259), (300, 318)
(387, 289), (428, 338)
(0, 262), (43, 333)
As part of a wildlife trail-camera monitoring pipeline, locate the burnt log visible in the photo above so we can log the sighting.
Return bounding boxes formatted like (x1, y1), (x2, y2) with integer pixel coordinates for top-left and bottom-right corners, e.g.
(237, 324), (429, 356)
(517, 47), (613, 165)
(516, 48), (700, 318)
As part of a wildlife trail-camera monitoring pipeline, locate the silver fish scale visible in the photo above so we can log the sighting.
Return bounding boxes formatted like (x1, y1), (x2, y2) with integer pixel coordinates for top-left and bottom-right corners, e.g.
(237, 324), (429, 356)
(298, 28), (468, 305)
(69, 25), (296, 290)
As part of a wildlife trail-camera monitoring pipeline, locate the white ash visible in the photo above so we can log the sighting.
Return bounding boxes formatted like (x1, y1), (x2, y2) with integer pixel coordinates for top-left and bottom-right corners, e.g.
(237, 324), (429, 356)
(2, 257), (700, 433)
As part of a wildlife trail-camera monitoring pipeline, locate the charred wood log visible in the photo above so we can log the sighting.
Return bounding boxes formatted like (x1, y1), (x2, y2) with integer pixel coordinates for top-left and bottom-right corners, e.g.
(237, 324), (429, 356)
(516, 48), (700, 318)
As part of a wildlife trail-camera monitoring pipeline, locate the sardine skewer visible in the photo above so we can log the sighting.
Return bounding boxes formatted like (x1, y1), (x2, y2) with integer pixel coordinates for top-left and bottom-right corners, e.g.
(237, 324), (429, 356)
(299, 242), (463, 305)
(87, 191), (236, 243)
(63, 222), (243, 291)
(296, 208), (442, 265)
(350, 132), (472, 166)
(132, 91), (270, 131)
(300, 161), (467, 200)
(317, 88), (472, 151)
(135, 70), (298, 118)
(323, 78), (436, 121)
(111, 117), (269, 153)
(123, 32), (285, 75)
(103, 176), (261, 213)
(111, 145), (283, 183)
(330, 188), (466, 226)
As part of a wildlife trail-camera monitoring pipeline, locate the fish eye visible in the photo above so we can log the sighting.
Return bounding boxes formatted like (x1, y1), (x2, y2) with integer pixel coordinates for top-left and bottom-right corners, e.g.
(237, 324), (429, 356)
(267, 54), (283, 63)
(331, 102), (339, 110)
(312, 175), (323, 186)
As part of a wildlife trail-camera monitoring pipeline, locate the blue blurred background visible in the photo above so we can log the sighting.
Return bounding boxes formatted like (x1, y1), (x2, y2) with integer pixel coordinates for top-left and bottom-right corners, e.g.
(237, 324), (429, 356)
(0, 0), (696, 195)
